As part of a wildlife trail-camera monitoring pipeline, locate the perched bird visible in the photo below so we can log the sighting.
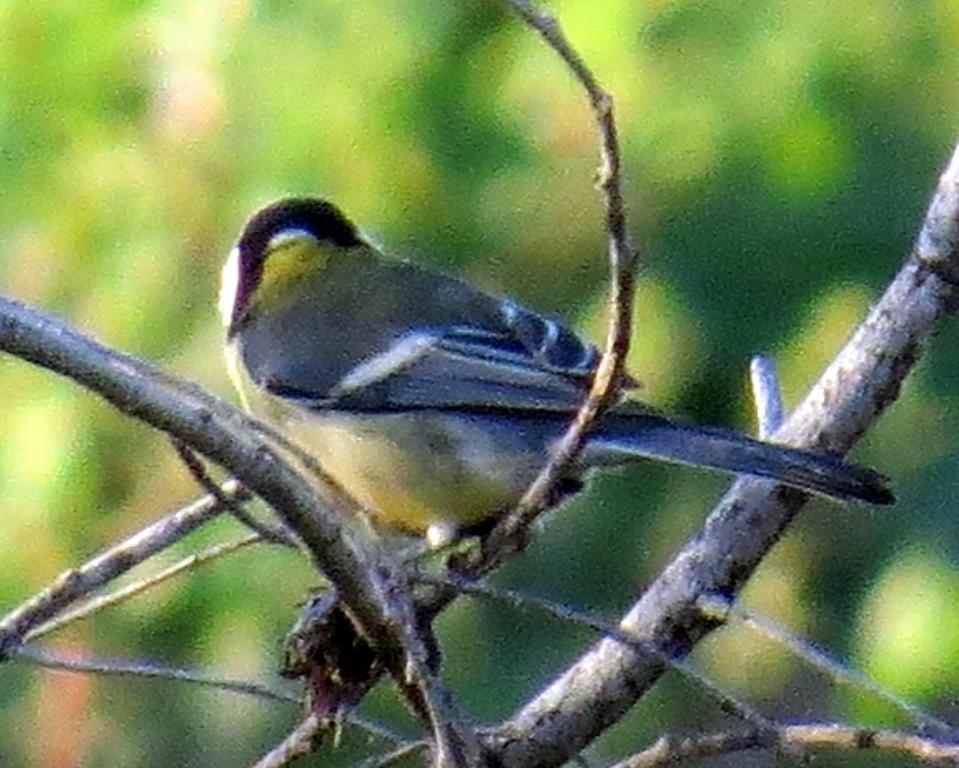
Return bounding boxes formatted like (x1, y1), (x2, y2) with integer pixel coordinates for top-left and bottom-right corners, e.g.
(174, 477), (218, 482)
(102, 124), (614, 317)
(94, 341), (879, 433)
(220, 197), (893, 546)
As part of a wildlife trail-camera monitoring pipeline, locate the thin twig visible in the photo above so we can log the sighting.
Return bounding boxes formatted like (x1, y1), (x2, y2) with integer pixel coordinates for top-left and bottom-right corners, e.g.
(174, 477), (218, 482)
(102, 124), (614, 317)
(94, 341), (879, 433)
(254, 713), (414, 768)
(27, 534), (263, 642)
(355, 740), (430, 768)
(427, 577), (774, 734)
(484, 0), (639, 561)
(348, 716), (411, 748)
(15, 643), (300, 704)
(0, 483), (246, 656)
(395, 607), (482, 768)
(458, 577), (957, 754)
(170, 437), (299, 548)
(730, 601), (956, 737)
(749, 355), (786, 438)
(253, 713), (326, 768)
(613, 724), (959, 768)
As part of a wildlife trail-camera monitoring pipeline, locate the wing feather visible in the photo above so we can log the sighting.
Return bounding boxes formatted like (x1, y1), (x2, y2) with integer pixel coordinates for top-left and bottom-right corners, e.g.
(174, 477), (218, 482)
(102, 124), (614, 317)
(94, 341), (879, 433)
(267, 325), (597, 412)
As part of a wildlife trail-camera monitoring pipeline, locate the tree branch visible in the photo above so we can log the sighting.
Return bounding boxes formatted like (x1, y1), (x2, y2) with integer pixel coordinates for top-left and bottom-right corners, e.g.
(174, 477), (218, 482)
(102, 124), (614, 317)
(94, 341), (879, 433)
(0, 296), (476, 767)
(27, 534), (263, 642)
(614, 724), (959, 767)
(487, 141), (959, 768)
(0, 483), (245, 650)
(14, 644), (300, 704)
(0, 297), (398, 657)
(252, 714), (327, 768)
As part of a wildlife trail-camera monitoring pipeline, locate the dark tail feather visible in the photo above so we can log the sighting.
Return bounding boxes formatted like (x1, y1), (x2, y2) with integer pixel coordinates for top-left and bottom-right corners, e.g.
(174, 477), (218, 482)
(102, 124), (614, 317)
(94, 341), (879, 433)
(583, 413), (894, 505)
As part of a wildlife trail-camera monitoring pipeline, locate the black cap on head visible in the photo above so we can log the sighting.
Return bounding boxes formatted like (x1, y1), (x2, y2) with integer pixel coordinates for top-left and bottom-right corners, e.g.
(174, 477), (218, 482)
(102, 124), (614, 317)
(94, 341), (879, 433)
(226, 198), (362, 337)
(238, 197), (362, 261)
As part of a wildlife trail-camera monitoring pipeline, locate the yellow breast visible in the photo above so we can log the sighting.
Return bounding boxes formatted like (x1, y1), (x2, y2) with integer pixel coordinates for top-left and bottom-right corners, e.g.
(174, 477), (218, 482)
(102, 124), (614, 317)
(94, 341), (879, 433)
(224, 341), (541, 536)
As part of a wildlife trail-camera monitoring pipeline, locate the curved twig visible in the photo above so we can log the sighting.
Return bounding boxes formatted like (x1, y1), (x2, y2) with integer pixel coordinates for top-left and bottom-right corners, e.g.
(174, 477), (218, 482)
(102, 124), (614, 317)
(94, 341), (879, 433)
(485, 0), (639, 561)
(487, 142), (959, 768)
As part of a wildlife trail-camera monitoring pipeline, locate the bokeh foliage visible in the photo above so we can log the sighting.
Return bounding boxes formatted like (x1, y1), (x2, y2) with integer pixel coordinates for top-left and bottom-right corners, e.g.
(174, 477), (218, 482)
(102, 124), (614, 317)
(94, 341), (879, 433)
(1, 1), (958, 765)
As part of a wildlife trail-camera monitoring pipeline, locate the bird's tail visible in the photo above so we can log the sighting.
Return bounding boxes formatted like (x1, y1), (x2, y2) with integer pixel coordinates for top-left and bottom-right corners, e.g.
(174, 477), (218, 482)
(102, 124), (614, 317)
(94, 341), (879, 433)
(582, 412), (893, 505)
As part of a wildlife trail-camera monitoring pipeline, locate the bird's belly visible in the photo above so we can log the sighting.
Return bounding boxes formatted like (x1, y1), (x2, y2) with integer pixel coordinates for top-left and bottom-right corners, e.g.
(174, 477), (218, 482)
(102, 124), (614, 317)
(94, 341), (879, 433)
(283, 410), (550, 534)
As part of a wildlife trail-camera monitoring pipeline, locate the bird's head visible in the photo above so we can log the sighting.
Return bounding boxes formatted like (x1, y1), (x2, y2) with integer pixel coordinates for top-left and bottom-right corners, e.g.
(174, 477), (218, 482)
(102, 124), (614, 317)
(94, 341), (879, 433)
(219, 197), (362, 337)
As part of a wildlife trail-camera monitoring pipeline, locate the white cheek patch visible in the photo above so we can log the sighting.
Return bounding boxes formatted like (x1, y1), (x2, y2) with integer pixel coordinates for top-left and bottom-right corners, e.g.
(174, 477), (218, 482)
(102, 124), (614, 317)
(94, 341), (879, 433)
(219, 246), (240, 327)
(219, 229), (321, 329)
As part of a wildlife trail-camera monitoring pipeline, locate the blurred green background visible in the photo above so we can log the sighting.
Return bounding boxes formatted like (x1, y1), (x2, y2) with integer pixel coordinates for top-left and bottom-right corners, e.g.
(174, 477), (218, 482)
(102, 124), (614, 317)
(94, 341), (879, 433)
(1, 0), (958, 765)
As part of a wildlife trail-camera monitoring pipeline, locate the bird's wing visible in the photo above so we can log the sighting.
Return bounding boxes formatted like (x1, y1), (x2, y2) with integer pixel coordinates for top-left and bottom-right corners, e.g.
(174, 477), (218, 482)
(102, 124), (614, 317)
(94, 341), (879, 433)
(267, 304), (614, 413)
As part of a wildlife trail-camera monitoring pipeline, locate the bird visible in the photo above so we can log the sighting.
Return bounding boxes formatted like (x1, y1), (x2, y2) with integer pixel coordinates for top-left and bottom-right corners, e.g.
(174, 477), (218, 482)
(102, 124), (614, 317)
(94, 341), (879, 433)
(219, 197), (893, 547)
